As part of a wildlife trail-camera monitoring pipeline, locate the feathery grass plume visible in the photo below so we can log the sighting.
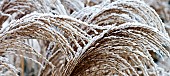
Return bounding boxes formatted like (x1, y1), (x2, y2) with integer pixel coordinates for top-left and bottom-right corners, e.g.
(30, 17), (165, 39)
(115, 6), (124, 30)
(63, 22), (170, 76)
(144, 0), (170, 23)
(30, 0), (68, 15)
(72, 0), (169, 38)
(1, 13), (95, 76)
(143, 0), (170, 74)
(0, 0), (36, 29)
(60, 0), (84, 14)
(0, 0), (170, 76)
(0, 0), (68, 30)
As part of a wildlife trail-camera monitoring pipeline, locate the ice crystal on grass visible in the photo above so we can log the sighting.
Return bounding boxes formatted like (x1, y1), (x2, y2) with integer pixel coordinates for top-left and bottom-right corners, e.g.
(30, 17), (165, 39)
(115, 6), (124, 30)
(0, 0), (170, 76)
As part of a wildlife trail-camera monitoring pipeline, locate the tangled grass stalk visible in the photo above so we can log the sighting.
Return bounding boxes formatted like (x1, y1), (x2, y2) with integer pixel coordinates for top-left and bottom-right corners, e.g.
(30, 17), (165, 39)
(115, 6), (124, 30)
(0, 0), (170, 76)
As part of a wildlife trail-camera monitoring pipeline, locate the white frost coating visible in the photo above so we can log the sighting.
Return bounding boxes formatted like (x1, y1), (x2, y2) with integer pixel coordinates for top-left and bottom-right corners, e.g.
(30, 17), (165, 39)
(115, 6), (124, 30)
(0, 0), (169, 75)
(0, 12), (12, 18)
(122, 22), (170, 53)
(78, 24), (116, 56)
(88, 24), (112, 29)
(0, 18), (10, 33)
(0, 12), (12, 33)
(16, 12), (92, 38)
(0, 56), (9, 62)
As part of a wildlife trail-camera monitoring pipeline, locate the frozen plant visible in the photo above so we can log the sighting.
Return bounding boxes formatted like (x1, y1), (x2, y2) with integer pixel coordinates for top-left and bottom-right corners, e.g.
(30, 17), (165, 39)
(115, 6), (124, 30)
(0, 0), (170, 76)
